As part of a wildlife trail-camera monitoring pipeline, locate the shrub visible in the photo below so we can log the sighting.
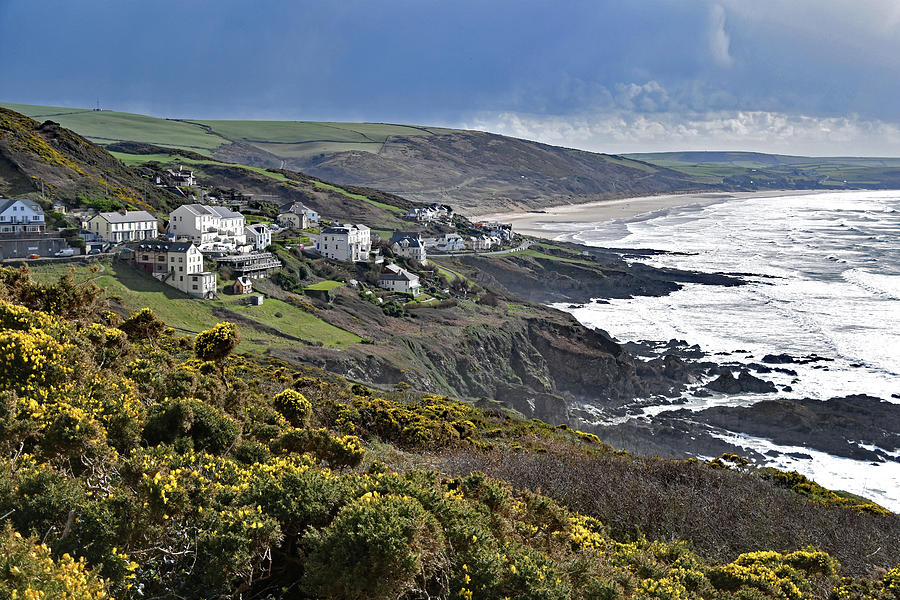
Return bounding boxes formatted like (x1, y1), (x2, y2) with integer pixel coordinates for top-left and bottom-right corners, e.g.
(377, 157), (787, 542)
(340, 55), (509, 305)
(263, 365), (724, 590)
(194, 321), (240, 363)
(301, 493), (447, 600)
(142, 397), (240, 454)
(119, 307), (165, 343)
(273, 427), (365, 469)
(0, 523), (111, 600)
(273, 389), (312, 426)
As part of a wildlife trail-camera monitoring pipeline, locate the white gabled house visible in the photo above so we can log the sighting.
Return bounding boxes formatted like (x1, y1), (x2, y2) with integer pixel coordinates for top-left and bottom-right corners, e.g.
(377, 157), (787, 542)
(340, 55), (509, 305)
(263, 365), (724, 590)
(87, 210), (157, 243)
(379, 268), (421, 295)
(169, 204), (246, 250)
(390, 233), (427, 264)
(244, 223), (272, 251)
(0, 197), (45, 233)
(317, 223), (371, 262)
(278, 201), (318, 228)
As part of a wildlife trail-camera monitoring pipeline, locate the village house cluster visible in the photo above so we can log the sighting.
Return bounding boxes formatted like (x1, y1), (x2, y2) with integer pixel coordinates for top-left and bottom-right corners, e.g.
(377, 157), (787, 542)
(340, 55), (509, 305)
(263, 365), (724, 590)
(1, 165), (517, 302)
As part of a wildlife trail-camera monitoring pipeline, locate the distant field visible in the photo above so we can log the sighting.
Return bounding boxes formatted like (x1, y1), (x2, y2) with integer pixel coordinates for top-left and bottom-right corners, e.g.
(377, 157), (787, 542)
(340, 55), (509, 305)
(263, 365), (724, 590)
(27, 261), (359, 351)
(0, 101), (461, 162)
(626, 151), (900, 188)
(1, 102), (226, 154)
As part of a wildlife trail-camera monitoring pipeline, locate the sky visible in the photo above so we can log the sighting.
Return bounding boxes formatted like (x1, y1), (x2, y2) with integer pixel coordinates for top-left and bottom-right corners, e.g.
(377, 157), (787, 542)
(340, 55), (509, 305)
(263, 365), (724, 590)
(2, 0), (900, 156)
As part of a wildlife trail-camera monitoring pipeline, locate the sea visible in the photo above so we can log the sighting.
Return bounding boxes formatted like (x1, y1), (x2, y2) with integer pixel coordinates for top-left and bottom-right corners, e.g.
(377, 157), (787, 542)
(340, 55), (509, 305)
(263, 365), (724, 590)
(547, 190), (900, 511)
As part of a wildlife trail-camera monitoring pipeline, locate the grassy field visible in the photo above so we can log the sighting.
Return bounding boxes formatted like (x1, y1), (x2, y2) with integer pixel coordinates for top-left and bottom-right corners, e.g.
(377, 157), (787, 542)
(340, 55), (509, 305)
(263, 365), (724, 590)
(27, 261), (359, 351)
(304, 280), (344, 291)
(0, 102), (462, 163)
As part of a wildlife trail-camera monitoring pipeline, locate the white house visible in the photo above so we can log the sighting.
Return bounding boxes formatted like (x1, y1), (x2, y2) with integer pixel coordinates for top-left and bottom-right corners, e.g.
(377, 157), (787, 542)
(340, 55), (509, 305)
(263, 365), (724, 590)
(433, 233), (465, 252)
(379, 268), (421, 295)
(277, 211), (309, 230)
(169, 204), (246, 250)
(125, 240), (217, 298)
(277, 201), (319, 229)
(391, 235), (427, 264)
(165, 166), (196, 187)
(406, 203), (451, 223)
(466, 235), (498, 251)
(317, 223), (371, 262)
(0, 197), (45, 234)
(87, 210), (157, 243)
(244, 223), (271, 251)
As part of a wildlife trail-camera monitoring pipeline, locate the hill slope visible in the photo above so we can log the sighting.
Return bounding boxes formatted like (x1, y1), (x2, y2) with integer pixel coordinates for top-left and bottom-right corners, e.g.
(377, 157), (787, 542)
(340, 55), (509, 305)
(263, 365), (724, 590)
(0, 107), (177, 211)
(1, 102), (714, 214)
(627, 151), (900, 190)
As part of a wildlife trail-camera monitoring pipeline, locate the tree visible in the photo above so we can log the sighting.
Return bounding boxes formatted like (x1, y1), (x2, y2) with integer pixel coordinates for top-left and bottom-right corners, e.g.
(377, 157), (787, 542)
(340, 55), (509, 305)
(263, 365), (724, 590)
(194, 322), (241, 389)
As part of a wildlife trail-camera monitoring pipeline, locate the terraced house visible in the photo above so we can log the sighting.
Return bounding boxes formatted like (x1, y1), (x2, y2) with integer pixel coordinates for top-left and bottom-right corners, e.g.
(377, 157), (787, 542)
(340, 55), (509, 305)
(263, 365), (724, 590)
(87, 210), (158, 243)
(122, 240), (217, 298)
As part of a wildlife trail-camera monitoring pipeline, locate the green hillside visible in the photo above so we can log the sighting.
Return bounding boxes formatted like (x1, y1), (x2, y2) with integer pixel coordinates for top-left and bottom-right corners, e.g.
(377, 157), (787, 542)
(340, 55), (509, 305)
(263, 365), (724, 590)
(1, 263), (898, 600)
(0, 102), (456, 161)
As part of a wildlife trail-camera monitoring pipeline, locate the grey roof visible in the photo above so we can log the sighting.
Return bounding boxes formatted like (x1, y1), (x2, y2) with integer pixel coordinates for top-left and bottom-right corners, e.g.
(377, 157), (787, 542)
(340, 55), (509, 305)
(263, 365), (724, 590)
(380, 269), (418, 282)
(322, 223), (368, 235)
(279, 201), (314, 215)
(0, 197), (44, 214)
(178, 204), (242, 219)
(390, 231), (422, 243)
(127, 241), (194, 252)
(98, 210), (156, 223)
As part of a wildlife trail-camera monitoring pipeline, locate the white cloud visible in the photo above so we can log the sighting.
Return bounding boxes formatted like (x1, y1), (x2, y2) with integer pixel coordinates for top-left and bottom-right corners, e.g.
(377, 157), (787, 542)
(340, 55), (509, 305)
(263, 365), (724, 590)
(458, 110), (900, 156)
(708, 4), (733, 67)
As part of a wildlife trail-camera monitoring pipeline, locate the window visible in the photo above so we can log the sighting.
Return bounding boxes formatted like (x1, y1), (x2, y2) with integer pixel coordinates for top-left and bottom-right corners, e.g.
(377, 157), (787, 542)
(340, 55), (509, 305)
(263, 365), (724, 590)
(179, 276), (183, 281)
(192, 285), (198, 290)
(179, 266), (183, 272)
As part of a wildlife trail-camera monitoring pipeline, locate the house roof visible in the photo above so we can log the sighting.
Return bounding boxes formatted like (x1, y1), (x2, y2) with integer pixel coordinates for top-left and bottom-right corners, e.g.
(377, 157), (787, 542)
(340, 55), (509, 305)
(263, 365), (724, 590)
(98, 210), (156, 223)
(176, 204), (243, 219)
(390, 231), (423, 243)
(322, 223), (369, 235)
(380, 268), (418, 282)
(245, 223), (269, 234)
(0, 197), (43, 214)
(127, 240), (195, 253)
(279, 201), (314, 215)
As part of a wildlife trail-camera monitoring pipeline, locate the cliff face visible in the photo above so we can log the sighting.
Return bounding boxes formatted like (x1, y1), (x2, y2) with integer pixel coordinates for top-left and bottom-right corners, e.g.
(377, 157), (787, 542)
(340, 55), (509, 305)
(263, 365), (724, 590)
(273, 304), (699, 425)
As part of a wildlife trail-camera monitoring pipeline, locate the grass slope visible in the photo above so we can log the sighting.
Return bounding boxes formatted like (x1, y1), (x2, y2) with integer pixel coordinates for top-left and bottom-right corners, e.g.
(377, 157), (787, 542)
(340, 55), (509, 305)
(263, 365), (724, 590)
(28, 261), (359, 350)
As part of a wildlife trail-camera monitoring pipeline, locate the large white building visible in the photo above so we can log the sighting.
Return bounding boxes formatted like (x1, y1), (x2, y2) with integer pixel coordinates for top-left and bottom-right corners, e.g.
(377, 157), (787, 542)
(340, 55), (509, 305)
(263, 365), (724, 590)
(87, 211), (158, 243)
(0, 197), (45, 234)
(169, 204), (246, 250)
(317, 223), (371, 262)
(125, 241), (217, 298)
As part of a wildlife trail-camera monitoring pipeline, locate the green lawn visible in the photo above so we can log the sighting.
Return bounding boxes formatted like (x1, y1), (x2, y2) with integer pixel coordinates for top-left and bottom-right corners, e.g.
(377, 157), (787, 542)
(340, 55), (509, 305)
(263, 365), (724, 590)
(28, 261), (359, 351)
(213, 297), (360, 349)
(304, 280), (344, 291)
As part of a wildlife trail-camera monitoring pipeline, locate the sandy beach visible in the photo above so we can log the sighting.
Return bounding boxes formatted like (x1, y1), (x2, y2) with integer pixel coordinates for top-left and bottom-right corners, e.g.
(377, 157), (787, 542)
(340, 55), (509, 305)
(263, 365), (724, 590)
(479, 190), (820, 240)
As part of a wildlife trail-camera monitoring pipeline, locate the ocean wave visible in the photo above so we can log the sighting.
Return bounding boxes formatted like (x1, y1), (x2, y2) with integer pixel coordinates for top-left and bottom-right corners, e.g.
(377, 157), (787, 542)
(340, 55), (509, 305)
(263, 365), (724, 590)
(842, 268), (900, 300)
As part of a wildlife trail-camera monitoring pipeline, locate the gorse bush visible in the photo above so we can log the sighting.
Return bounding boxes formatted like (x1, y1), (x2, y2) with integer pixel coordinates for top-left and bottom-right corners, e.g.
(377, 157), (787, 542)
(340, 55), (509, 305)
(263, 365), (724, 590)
(0, 265), (897, 600)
